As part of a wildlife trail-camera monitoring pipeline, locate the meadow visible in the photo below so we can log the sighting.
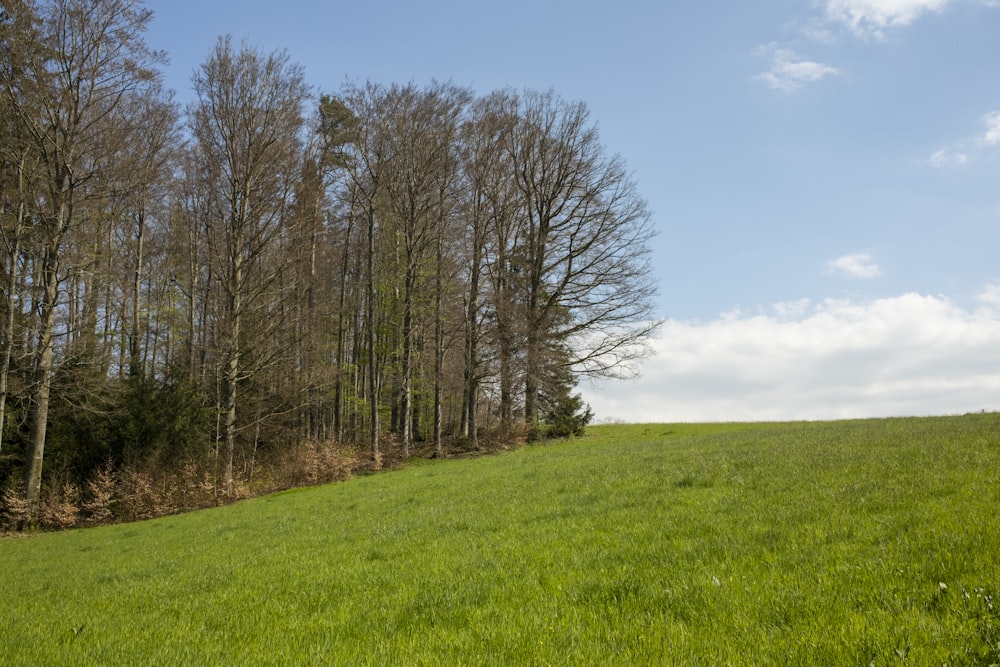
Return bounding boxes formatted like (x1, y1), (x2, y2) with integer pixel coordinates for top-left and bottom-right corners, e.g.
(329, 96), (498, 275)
(1, 415), (998, 665)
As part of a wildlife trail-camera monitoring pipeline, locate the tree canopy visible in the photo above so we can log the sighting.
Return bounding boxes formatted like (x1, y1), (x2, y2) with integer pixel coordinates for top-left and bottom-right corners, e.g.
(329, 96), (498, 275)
(0, 0), (660, 527)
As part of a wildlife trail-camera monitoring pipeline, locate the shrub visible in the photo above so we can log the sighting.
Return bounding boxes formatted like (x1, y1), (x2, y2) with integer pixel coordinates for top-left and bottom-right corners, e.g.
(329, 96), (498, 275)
(280, 440), (358, 488)
(119, 468), (168, 522)
(0, 484), (28, 531)
(82, 460), (116, 524)
(40, 482), (80, 530)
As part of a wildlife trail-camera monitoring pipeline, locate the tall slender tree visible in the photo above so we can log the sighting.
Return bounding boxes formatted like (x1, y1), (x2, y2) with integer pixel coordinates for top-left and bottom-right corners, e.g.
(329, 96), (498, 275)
(458, 90), (520, 441)
(339, 82), (396, 466)
(316, 95), (359, 444)
(0, 56), (37, 456)
(378, 82), (469, 456)
(0, 0), (165, 523)
(188, 36), (308, 494)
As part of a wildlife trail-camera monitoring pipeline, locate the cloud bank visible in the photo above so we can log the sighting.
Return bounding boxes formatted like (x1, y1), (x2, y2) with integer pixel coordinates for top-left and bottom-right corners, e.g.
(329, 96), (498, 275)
(583, 289), (1000, 423)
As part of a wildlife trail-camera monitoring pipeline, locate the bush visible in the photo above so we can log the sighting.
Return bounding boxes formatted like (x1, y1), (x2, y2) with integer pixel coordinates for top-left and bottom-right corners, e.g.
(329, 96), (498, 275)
(274, 440), (358, 488)
(40, 482), (80, 529)
(0, 483), (28, 531)
(81, 460), (116, 524)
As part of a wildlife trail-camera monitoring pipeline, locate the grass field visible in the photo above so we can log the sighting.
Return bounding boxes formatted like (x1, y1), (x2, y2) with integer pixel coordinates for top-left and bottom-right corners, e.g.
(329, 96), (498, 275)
(1, 415), (999, 665)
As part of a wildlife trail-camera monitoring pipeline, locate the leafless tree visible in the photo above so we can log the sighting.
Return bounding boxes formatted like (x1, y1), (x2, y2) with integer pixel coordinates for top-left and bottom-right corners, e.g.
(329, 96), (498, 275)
(378, 82), (469, 456)
(458, 90), (521, 442)
(0, 0), (165, 523)
(507, 90), (660, 424)
(188, 36), (308, 495)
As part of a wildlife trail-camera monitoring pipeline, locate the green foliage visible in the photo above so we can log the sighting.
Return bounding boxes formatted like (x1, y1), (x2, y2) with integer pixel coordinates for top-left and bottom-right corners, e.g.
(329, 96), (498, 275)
(539, 386), (592, 439)
(117, 376), (213, 464)
(1, 415), (999, 664)
(46, 374), (212, 479)
(533, 361), (593, 440)
(317, 94), (358, 170)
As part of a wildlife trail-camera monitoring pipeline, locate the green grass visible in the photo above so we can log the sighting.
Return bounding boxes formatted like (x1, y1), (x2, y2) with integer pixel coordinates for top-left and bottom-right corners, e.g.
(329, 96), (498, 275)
(2, 415), (999, 665)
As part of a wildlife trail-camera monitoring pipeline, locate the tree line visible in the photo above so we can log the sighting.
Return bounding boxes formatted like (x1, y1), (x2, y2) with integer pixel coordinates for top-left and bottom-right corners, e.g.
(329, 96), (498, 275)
(0, 0), (659, 527)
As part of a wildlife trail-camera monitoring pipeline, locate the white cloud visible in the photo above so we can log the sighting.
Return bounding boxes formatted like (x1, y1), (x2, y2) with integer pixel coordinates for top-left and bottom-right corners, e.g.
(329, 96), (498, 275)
(826, 253), (882, 278)
(927, 147), (968, 168)
(759, 1), (997, 92)
(927, 110), (1000, 167)
(582, 290), (1000, 423)
(824, 0), (955, 38)
(980, 111), (1000, 146)
(976, 282), (1000, 313)
(754, 45), (841, 91)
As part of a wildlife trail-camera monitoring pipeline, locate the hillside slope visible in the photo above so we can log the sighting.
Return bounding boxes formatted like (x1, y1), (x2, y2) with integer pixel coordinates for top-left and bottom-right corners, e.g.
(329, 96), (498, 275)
(1, 416), (999, 664)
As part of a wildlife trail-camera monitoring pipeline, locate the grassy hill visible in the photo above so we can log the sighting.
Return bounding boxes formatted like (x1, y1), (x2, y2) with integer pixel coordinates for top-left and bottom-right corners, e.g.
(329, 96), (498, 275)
(1, 416), (998, 665)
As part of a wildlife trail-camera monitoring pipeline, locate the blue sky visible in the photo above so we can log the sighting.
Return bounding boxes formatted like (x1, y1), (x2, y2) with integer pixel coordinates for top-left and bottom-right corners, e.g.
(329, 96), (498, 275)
(145, 0), (1000, 422)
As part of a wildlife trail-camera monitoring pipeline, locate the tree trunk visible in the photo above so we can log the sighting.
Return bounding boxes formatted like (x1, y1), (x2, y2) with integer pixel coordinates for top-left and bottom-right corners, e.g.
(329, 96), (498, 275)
(399, 268), (415, 458)
(524, 342), (539, 425)
(25, 242), (60, 526)
(223, 234), (244, 495)
(433, 230), (444, 457)
(366, 204), (380, 467)
(128, 207), (146, 377)
(461, 218), (482, 447)
(498, 321), (514, 432)
(333, 209), (354, 442)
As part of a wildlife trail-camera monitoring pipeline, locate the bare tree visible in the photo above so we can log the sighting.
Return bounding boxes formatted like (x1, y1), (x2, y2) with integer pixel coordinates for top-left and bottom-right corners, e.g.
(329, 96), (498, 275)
(338, 81), (397, 467)
(377, 82), (469, 456)
(0, 120), (32, 457)
(507, 90), (660, 424)
(188, 36), (308, 495)
(316, 95), (360, 444)
(458, 90), (521, 442)
(0, 0), (165, 523)
(427, 85), (469, 457)
(112, 88), (180, 378)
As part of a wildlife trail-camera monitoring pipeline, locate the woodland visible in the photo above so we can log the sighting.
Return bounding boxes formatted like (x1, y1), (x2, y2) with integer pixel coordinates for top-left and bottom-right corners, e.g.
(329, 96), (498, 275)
(0, 0), (658, 528)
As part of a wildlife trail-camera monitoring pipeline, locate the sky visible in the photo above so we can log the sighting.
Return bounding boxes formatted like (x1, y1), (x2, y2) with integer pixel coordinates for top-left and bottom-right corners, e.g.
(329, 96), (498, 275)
(144, 0), (1000, 423)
